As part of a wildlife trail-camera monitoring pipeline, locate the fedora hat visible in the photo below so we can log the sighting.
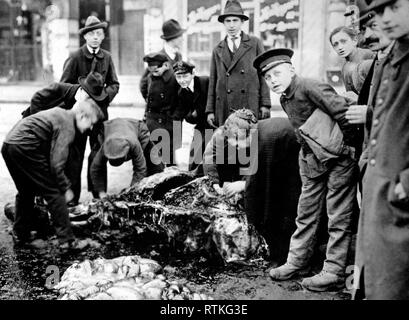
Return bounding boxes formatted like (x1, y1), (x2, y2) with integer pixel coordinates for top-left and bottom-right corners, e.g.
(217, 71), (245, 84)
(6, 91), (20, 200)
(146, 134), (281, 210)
(218, 0), (249, 23)
(78, 72), (108, 102)
(160, 19), (186, 41)
(79, 16), (108, 36)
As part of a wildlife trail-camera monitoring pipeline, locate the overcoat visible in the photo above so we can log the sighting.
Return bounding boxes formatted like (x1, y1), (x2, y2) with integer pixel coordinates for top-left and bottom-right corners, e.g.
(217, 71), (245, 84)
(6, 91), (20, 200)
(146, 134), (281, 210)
(205, 32), (271, 126)
(355, 38), (409, 299)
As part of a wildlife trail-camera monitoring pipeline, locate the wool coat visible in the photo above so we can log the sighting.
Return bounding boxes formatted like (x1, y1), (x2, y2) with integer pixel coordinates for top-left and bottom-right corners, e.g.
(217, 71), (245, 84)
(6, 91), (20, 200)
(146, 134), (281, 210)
(355, 38), (409, 300)
(205, 32), (271, 126)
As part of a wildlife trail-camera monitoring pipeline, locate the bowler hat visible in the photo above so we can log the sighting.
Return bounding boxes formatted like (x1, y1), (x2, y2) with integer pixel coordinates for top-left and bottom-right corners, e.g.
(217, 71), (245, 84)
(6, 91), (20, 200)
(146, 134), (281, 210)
(354, 0), (376, 26)
(218, 0), (249, 23)
(365, 0), (397, 13)
(160, 19), (186, 41)
(78, 71), (109, 102)
(79, 16), (108, 36)
(253, 48), (294, 75)
(173, 61), (195, 74)
(143, 52), (168, 66)
(104, 137), (130, 166)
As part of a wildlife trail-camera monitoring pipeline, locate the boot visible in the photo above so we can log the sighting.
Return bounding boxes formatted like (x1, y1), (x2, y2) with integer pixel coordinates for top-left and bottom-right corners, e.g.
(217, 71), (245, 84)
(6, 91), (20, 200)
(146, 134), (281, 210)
(269, 263), (309, 281)
(301, 270), (344, 292)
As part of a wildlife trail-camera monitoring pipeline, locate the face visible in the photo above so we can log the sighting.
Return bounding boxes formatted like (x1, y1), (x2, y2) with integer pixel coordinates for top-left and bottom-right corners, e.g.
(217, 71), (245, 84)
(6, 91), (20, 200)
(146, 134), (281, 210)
(175, 72), (194, 88)
(223, 16), (244, 37)
(75, 103), (98, 133)
(362, 17), (391, 51)
(263, 63), (295, 95)
(84, 28), (105, 48)
(330, 31), (358, 58)
(167, 36), (183, 51)
(148, 62), (168, 77)
(376, 0), (409, 40)
(227, 129), (252, 149)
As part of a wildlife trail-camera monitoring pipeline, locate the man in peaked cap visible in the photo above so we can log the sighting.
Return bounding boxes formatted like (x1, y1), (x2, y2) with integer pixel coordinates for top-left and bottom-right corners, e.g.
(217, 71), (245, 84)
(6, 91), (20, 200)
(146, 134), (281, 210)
(90, 118), (164, 199)
(256, 49), (359, 292)
(205, 0), (271, 129)
(140, 52), (184, 167)
(59, 15), (119, 205)
(173, 61), (211, 171)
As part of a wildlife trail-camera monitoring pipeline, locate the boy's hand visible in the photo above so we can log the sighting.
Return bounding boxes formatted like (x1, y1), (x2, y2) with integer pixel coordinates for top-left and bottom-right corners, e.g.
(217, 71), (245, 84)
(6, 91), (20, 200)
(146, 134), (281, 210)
(259, 107), (270, 119)
(65, 189), (74, 203)
(191, 110), (198, 118)
(98, 191), (108, 199)
(223, 181), (245, 198)
(346, 105), (368, 124)
(207, 113), (218, 129)
(213, 184), (224, 196)
(395, 182), (408, 200)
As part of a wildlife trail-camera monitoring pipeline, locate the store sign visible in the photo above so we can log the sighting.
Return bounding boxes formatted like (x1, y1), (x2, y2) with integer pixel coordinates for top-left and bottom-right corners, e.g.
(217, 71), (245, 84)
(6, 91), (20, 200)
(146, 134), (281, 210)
(187, 0), (221, 25)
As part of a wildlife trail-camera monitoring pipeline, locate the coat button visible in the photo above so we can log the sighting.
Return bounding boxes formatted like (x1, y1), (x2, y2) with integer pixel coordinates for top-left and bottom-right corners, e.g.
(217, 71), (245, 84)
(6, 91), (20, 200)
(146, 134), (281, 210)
(241, 70), (244, 74)
(371, 139), (377, 146)
(373, 119), (379, 126)
(370, 159), (376, 166)
(227, 89), (232, 94)
(226, 72), (230, 77)
(158, 118), (163, 124)
(241, 89), (245, 93)
(377, 98), (384, 105)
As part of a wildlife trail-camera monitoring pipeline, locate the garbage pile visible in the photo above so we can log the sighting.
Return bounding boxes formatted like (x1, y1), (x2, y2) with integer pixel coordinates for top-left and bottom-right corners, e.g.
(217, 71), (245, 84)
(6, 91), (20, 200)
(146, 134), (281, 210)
(55, 255), (213, 300)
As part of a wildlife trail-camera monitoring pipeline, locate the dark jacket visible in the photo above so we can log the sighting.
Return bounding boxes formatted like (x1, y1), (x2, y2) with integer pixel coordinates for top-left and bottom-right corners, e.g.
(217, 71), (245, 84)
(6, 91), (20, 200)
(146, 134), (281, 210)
(90, 118), (164, 193)
(342, 48), (375, 94)
(4, 108), (76, 193)
(205, 32), (271, 126)
(60, 44), (119, 103)
(178, 76), (210, 129)
(356, 38), (409, 300)
(22, 82), (80, 118)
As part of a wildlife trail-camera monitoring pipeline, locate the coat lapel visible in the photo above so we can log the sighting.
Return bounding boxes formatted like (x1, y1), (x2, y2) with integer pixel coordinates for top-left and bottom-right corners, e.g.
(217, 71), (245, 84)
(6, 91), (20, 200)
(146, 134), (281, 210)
(216, 39), (232, 70)
(227, 33), (252, 72)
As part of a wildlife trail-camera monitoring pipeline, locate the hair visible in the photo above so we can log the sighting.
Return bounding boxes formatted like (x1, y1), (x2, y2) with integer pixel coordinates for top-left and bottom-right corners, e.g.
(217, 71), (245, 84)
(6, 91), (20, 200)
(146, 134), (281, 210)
(329, 26), (358, 45)
(223, 109), (258, 137)
(75, 98), (104, 121)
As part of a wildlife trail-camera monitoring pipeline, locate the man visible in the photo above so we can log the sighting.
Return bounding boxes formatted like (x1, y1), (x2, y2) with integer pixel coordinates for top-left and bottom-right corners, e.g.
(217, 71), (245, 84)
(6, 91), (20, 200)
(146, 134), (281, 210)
(90, 118), (164, 199)
(60, 15), (120, 204)
(353, 0), (409, 300)
(254, 49), (358, 292)
(173, 61), (211, 170)
(206, 0), (271, 128)
(140, 52), (183, 166)
(2, 101), (104, 250)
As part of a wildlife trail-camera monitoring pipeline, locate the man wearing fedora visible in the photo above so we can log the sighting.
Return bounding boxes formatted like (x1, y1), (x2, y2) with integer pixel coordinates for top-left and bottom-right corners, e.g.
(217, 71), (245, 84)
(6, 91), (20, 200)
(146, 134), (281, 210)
(351, 0), (409, 300)
(205, 0), (271, 128)
(60, 15), (120, 204)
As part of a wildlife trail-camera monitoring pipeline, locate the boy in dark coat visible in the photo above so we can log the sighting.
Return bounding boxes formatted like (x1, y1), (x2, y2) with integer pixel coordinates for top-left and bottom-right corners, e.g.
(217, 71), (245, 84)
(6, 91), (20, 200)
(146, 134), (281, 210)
(206, 0), (271, 128)
(90, 118), (164, 199)
(173, 61), (211, 170)
(60, 15), (120, 204)
(255, 49), (358, 292)
(2, 101), (104, 249)
(140, 52), (183, 166)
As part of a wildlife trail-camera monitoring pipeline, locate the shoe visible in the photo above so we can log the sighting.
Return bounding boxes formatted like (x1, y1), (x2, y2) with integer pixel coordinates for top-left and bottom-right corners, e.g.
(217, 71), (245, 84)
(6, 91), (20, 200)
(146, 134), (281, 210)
(26, 239), (49, 250)
(269, 263), (309, 281)
(301, 270), (345, 292)
(59, 239), (89, 252)
(4, 203), (16, 222)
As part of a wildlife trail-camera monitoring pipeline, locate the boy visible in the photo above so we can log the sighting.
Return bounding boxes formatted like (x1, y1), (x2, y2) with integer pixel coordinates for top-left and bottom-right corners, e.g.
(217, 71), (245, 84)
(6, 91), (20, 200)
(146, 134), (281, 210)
(140, 52), (183, 166)
(173, 61), (211, 170)
(90, 118), (164, 199)
(254, 48), (358, 291)
(2, 100), (104, 249)
(206, 0), (271, 128)
(60, 15), (120, 204)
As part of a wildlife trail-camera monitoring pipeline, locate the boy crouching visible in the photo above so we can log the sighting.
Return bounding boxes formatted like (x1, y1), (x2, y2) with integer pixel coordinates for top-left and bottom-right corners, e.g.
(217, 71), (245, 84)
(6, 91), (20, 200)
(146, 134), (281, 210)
(2, 100), (104, 249)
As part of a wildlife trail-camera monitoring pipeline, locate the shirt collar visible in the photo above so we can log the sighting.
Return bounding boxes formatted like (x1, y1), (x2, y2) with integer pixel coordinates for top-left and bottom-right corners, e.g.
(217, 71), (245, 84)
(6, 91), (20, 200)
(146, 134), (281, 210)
(228, 32), (241, 42)
(164, 42), (177, 60)
(87, 45), (100, 54)
(282, 75), (300, 100)
(378, 40), (395, 60)
(188, 80), (194, 92)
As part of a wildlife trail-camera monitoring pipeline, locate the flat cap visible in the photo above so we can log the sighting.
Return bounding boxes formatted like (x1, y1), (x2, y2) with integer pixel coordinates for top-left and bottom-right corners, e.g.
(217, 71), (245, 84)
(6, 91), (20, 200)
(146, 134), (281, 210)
(173, 61), (195, 74)
(143, 52), (168, 65)
(104, 137), (130, 166)
(253, 48), (294, 74)
(365, 0), (397, 13)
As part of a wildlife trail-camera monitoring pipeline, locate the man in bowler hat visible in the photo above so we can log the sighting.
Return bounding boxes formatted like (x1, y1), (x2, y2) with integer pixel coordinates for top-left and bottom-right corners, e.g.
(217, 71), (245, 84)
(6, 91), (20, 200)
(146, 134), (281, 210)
(206, 0), (271, 128)
(60, 15), (120, 204)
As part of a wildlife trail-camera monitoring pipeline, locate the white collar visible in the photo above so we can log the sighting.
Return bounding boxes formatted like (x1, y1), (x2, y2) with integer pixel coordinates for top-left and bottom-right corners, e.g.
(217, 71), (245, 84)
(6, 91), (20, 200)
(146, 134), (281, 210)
(188, 79), (194, 92)
(164, 42), (177, 60)
(228, 33), (241, 41)
(87, 45), (100, 54)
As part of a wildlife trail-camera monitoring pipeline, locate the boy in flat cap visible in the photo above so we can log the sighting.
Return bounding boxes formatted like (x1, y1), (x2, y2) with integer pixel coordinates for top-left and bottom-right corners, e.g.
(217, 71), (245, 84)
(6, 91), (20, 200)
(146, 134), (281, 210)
(2, 101), (104, 249)
(254, 48), (358, 292)
(140, 52), (183, 166)
(173, 61), (211, 170)
(352, 0), (409, 300)
(205, 0), (271, 129)
(90, 118), (164, 199)
(60, 15), (120, 204)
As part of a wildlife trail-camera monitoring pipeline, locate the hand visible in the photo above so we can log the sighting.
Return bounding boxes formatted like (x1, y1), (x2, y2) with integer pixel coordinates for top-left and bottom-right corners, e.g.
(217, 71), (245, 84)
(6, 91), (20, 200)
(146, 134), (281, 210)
(394, 182), (408, 200)
(191, 110), (198, 118)
(223, 181), (245, 198)
(207, 113), (218, 129)
(345, 105), (368, 124)
(259, 107), (270, 119)
(98, 191), (108, 199)
(213, 184), (224, 196)
(143, 113), (147, 122)
(65, 189), (74, 203)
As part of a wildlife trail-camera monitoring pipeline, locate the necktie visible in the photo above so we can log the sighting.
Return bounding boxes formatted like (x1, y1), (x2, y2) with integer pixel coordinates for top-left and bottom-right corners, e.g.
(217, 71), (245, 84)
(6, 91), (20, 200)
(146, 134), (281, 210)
(231, 36), (238, 53)
(91, 49), (97, 72)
